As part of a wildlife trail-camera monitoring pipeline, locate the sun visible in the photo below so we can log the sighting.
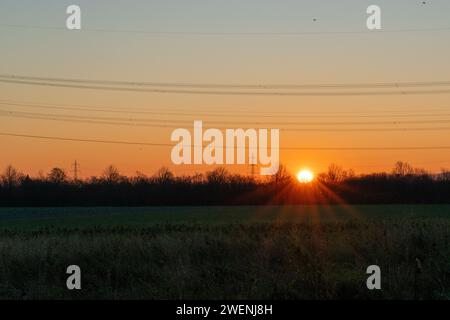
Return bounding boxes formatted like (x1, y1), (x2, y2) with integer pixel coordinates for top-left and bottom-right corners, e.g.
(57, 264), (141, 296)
(297, 169), (314, 183)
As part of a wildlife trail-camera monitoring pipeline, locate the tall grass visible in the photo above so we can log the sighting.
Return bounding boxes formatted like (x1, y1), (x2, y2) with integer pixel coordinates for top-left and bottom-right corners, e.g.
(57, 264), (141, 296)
(0, 220), (449, 299)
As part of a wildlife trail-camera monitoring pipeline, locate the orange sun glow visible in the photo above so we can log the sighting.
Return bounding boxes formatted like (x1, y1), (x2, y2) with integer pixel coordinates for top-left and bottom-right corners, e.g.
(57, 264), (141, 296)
(297, 169), (314, 183)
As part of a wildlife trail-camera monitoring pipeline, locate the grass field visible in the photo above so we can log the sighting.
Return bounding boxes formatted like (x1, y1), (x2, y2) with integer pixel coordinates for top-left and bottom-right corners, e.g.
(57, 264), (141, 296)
(2, 205), (450, 229)
(0, 205), (450, 299)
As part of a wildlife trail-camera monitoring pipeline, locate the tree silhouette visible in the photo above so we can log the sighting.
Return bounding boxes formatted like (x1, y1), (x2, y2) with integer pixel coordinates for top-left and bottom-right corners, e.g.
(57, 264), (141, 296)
(47, 168), (67, 184)
(270, 164), (291, 184)
(440, 169), (450, 182)
(1, 165), (21, 188)
(153, 167), (174, 184)
(392, 161), (414, 176)
(102, 165), (121, 183)
(329, 163), (343, 182)
(206, 167), (229, 185)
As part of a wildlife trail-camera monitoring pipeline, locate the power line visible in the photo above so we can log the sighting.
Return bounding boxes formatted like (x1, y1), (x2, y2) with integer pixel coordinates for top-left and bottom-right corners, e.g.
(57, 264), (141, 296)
(4, 108), (450, 126)
(2, 100), (450, 119)
(2, 131), (450, 151)
(3, 78), (450, 96)
(2, 74), (450, 90)
(0, 111), (177, 129)
(307, 159), (450, 169)
(0, 132), (169, 147)
(1, 23), (450, 36)
(4, 109), (450, 132)
(3, 98), (449, 115)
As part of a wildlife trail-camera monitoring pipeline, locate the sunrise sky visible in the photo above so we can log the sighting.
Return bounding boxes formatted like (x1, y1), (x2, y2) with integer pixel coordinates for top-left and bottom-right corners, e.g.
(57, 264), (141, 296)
(1, 0), (450, 178)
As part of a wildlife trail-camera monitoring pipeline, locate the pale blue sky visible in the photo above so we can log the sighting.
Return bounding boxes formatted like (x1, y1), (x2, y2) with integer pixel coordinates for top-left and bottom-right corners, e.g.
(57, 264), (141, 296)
(1, 0), (450, 82)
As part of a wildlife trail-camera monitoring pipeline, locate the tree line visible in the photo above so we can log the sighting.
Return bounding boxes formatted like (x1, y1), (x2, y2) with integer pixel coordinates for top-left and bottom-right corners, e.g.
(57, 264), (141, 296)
(1, 162), (449, 206)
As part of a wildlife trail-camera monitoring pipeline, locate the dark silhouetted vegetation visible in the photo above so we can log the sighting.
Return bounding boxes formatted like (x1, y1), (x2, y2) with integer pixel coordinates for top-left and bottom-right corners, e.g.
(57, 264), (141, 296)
(1, 162), (449, 206)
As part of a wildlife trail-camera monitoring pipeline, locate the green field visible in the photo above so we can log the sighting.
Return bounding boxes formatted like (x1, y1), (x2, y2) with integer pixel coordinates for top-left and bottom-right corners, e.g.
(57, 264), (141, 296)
(0, 205), (450, 299)
(2, 205), (450, 230)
